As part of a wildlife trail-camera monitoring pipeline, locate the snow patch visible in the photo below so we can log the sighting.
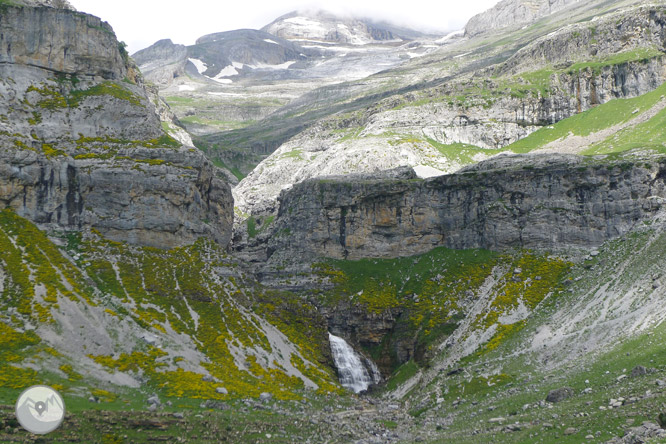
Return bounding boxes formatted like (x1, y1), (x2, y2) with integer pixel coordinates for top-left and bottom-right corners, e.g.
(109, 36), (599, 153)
(436, 30), (464, 44)
(188, 58), (208, 74)
(251, 61), (296, 70)
(217, 65), (239, 77)
(263, 39), (279, 45)
(178, 85), (195, 92)
(413, 165), (446, 178)
(232, 61), (244, 69)
(284, 16), (326, 32)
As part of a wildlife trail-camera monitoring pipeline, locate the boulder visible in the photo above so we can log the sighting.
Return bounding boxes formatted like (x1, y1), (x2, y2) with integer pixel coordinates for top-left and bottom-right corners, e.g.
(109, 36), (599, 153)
(546, 387), (574, 403)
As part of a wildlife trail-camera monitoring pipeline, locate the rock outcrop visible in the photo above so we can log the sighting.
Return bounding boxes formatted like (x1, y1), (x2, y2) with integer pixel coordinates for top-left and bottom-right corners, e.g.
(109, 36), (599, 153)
(233, 3), (666, 218)
(0, 5), (125, 79)
(465, 0), (581, 37)
(0, 4), (233, 248)
(259, 153), (666, 261)
(132, 39), (188, 87)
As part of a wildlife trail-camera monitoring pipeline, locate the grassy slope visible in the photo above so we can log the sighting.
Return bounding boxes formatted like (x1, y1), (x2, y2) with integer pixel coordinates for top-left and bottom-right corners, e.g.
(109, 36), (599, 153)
(401, 227), (666, 443)
(506, 80), (666, 154)
(315, 247), (570, 377)
(0, 210), (339, 407)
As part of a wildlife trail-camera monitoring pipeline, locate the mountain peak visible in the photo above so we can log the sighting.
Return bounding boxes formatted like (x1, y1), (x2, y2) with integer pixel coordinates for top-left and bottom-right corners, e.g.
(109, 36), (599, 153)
(261, 9), (424, 45)
(465, 0), (582, 37)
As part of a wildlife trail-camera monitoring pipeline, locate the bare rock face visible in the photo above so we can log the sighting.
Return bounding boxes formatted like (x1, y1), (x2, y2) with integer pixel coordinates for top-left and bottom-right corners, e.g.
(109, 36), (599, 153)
(0, 4), (233, 249)
(17, 0), (75, 9)
(257, 153), (666, 261)
(132, 39), (188, 87)
(0, 5), (125, 79)
(465, 0), (581, 37)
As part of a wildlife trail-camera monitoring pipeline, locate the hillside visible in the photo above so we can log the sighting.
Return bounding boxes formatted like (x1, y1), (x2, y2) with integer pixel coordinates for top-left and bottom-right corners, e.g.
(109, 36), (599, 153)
(134, 11), (448, 179)
(3, 0), (666, 443)
(232, 0), (665, 218)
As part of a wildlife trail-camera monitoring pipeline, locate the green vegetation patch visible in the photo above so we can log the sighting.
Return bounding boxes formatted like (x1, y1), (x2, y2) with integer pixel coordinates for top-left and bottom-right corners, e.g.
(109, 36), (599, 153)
(567, 47), (663, 75)
(69, 81), (144, 107)
(583, 102), (666, 155)
(27, 81), (145, 110)
(82, 234), (338, 400)
(507, 80), (666, 153)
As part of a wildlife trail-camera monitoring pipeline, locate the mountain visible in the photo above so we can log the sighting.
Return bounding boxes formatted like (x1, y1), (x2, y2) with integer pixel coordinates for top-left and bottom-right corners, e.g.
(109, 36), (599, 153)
(232, 0), (665, 217)
(4, 0), (666, 443)
(465, 0), (582, 36)
(261, 10), (428, 44)
(133, 30), (312, 88)
(133, 11), (448, 177)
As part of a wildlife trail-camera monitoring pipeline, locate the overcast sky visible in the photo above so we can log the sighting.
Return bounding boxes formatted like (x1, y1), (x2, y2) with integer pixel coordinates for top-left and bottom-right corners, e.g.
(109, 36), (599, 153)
(68, 0), (500, 54)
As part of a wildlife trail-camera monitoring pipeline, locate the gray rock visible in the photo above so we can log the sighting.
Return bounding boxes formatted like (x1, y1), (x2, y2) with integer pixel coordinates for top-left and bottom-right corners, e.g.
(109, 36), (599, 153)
(0, 4), (125, 79)
(546, 387), (574, 403)
(465, 0), (580, 37)
(148, 403), (157, 412)
(259, 392), (273, 402)
(564, 427), (577, 435)
(173, 412), (184, 419)
(0, 4), (234, 250)
(216, 387), (228, 395)
(254, 155), (666, 263)
(147, 395), (160, 406)
(200, 400), (229, 410)
(631, 365), (648, 377)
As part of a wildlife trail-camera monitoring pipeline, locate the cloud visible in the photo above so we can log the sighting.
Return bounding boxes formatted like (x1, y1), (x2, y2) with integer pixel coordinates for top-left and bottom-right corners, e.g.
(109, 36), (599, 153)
(68, 0), (499, 53)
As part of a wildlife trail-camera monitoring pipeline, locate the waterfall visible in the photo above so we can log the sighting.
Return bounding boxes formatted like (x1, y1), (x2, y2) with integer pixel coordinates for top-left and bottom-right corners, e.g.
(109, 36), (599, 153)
(328, 333), (381, 393)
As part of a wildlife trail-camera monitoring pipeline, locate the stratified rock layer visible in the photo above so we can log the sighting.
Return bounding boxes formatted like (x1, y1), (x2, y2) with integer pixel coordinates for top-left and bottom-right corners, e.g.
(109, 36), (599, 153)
(0, 4), (233, 248)
(465, 0), (581, 37)
(262, 154), (666, 261)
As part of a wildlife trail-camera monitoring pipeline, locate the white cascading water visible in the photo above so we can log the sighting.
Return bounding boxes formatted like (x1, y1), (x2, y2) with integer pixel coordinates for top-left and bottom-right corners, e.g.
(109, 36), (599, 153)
(328, 333), (381, 393)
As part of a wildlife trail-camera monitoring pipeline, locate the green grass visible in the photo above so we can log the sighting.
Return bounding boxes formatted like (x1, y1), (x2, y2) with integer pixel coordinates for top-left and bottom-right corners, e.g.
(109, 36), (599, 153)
(280, 148), (304, 160)
(506, 80), (666, 153)
(384, 360), (419, 392)
(426, 138), (503, 164)
(567, 47), (664, 74)
(583, 104), (666, 155)
(210, 157), (245, 180)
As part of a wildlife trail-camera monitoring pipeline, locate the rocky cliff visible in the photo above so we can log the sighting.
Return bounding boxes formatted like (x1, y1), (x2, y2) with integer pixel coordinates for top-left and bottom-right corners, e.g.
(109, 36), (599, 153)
(233, 2), (666, 218)
(132, 39), (188, 87)
(0, 4), (233, 248)
(0, 4), (126, 79)
(258, 153), (666, 262)
(465, 0), (581, 37)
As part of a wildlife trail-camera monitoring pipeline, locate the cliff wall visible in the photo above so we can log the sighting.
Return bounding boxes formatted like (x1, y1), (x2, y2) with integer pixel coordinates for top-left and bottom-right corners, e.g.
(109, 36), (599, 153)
(0, 5), (233, 248)
(263, 154), (666, 261)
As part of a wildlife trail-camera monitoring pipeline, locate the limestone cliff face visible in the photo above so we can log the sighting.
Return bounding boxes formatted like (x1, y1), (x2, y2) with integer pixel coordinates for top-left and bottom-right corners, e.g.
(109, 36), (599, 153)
(465, 0), (581, 37)
(261, 154), (666, 261)
(0, 5), (126, 79)
(132, 39), (188, 87)
(0, 4), (233, 248)
(500, 5), (666, 76)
